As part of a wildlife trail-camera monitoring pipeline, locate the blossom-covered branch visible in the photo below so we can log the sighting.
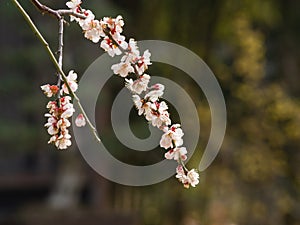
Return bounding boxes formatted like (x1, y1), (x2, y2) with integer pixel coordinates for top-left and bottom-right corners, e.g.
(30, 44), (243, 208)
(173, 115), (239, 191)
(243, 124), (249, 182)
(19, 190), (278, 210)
(12, 0), (100, 149)
(13, 0), (199, 188)
(64, 0), (199, 188)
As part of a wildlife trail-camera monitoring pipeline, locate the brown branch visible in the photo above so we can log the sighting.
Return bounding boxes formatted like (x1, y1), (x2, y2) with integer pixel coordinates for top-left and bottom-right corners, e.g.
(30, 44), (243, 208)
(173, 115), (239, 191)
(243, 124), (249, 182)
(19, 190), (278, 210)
(30, 0), (61, 19)
(30, 0), (87, 20)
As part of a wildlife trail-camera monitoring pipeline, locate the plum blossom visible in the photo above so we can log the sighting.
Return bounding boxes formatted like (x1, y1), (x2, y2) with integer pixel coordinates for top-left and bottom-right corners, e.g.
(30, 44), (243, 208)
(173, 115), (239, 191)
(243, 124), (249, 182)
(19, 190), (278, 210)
(125, 74), (150, 94)
(160, 124), (184, 149)
(100, 35), (127, 57)
(82, 19), (104, 43)
(44, 96), (74, 150)
(66, 0), (81, 11)
(40, 84), (59, 97)
(150, 101), (171, 128)
(127, 38), (140, 60)
(102, 15), (124, 35)
(62, 70), (78, 94)
(76, 9), (105, 43)
(75, 113), (86, 127)
(48, 129), (72, 149)
(66, 0), (82, 22)
(145, 83), (165, 102)
(111, 62), (134, 77)
(165, 147), (187, 161)
(175, 166), (199, 188)
(135, 50), (152, 75)
(186, 169), (200, 187)
(151, 111), (171, 128)
(132, 95), (143, 115)
(132, 95), (153, 120)
(175, 165), (187, 184)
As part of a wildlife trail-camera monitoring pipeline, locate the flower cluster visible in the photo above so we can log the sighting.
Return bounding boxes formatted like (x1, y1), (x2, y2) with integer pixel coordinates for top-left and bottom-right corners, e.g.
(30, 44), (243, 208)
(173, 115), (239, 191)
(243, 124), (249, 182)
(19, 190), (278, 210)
(44, 96), (74, 149)
(41, 70), (85, 150)
(65, 0), (199, 187)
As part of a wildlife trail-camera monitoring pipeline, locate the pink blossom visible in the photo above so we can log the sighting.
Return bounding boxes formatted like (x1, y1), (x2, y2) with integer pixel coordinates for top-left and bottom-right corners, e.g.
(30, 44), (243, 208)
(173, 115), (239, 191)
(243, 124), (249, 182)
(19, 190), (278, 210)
(75, 114), (86, 127)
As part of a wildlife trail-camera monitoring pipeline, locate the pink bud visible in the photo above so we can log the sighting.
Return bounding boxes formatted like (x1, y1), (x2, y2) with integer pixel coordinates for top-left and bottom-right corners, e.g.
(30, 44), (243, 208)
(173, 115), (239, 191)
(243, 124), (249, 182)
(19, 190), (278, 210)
(75, 114), (86, 127)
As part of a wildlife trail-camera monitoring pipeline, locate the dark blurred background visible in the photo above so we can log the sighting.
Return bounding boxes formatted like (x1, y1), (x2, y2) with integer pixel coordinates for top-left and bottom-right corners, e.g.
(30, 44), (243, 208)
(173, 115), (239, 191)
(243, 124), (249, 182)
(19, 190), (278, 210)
(0, 0), (300, 224)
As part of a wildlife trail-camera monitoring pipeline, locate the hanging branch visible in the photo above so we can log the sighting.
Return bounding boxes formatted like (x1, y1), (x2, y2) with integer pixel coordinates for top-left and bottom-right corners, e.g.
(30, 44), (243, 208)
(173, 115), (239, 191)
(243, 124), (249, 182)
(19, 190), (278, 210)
(12, 0), (100, 143)
(12, 0), (200, 187)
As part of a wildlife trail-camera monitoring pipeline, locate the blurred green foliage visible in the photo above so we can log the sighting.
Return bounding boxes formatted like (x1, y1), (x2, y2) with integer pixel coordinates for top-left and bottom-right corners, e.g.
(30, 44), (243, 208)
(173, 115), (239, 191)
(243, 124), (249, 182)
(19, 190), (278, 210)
(0, 0), (299, 225)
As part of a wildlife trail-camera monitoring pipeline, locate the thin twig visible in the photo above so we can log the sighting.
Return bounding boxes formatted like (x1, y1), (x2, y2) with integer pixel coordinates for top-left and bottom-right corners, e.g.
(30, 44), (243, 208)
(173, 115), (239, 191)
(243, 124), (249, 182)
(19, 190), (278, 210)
(12, 0), (100, 143)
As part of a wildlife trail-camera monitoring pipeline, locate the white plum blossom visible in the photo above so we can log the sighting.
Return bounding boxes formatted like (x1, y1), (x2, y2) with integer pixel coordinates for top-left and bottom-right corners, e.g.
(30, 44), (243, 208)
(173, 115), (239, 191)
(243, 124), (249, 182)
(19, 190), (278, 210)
(150, 101), (171, 128)
(100, 35), (127, 57)
(76, 9), (95, 25)
(132, 95), (153, 120)
(75, 113), (86, 127)
(127, 38), (140, 59)
(111, 62), (134, 77)
(66, 0), (81, 10)
(66, 0), (82, 22)
(125, 74), (150, 94)
(175, 166), (199, 188)
(82, 19), (104, 43)
(113, 15), (125, 34)
(151, 111), (171, 128)
(44, 96), (74, 150)
(132, 95), (143, 115)
(40, 84), (59, 97)
(186, 169), (200, 187)
(49, 129), (72, 149)
(102, 15), (124, 35)
(160, 124), (184, 149)
(143, 102), (156, 122)
(135, 50), (152, 75)
(44, 114), (58, 135)
(165, 147), (187, 161)
(62, 70), (78, 94)
(175, 165), (189, 187)
(145, 83), (165, 102)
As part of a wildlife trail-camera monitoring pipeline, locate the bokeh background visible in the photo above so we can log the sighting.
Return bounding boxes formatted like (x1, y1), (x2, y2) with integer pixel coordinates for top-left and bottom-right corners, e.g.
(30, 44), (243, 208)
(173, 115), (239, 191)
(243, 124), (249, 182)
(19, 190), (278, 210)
(0, 0), (299, 224)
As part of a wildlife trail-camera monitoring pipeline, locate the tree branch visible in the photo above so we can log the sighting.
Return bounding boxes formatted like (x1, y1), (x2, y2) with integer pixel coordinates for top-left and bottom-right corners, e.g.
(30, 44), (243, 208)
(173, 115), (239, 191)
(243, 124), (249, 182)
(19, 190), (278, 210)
(30, 0), (61, 19)
(30, 0), (86, 20)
